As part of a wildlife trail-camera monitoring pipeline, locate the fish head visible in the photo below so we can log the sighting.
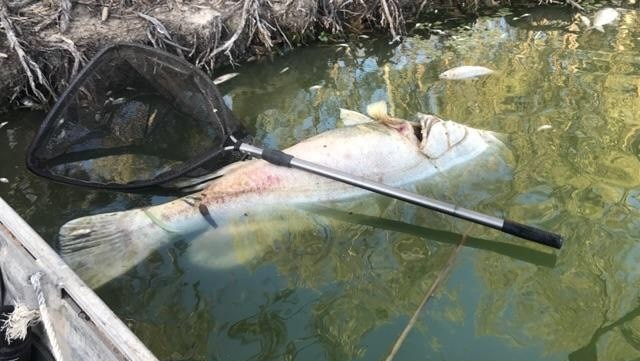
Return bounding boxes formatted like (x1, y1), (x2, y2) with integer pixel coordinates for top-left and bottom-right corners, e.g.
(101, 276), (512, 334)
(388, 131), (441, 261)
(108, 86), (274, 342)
(413, 113), (505, 168)
(416, 114), (469, 159)
(438, 70), (454, 80)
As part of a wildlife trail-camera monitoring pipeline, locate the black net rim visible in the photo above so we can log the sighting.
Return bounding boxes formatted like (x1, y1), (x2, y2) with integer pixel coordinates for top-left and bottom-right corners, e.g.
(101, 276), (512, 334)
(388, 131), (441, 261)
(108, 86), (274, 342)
(26, 43), (242, 191)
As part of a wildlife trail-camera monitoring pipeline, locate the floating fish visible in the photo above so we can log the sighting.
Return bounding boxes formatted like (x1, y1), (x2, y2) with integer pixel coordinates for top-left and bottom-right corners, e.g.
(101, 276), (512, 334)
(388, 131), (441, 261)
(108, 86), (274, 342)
(0, 52), (7, 59)
(59, 105), (507, 287)
(0, 178), (8, 184)
(0, 121), (7, 129)
(212, 72), (239, 85)
(279, 67), (290, 74)
(536, 124), (553, 131)
(590, 7), (620, 32)
(439, 66), (495, 80)
(308, 85), (323, 91)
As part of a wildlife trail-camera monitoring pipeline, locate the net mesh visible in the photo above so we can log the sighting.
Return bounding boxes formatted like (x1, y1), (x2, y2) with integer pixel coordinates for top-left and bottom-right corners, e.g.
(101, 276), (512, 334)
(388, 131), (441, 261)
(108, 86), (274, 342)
(28, 44), (248, 189)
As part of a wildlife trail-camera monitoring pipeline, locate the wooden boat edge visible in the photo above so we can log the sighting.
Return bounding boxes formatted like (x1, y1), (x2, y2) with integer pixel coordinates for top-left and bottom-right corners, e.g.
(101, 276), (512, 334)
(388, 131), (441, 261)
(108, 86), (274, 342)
(0, 196), (158, 361)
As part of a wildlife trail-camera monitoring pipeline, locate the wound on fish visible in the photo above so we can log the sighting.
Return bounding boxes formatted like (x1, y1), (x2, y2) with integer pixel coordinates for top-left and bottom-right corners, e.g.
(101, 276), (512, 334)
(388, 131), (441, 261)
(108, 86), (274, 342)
(199, 204), (218, 228)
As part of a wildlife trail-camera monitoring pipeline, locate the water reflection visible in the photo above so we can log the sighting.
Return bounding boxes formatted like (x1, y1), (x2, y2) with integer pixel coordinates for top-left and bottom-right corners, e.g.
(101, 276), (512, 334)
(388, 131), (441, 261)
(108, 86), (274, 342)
(3, 4), (640, 361)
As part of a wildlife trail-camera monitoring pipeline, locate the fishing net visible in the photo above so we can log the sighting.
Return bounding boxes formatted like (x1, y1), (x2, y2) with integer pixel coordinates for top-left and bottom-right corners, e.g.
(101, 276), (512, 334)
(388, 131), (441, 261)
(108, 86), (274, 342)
(27, 44), (250, 190)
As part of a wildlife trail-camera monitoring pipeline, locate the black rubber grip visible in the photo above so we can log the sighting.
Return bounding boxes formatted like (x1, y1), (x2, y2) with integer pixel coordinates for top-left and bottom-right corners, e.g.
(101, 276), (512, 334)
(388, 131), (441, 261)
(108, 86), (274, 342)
(502, 219), (563, 249)
(262, 149), (294, 167)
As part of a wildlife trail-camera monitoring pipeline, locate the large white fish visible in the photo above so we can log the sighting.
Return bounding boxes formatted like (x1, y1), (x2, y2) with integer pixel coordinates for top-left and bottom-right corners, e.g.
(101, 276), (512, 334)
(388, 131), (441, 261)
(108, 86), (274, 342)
(58, 103), (506, 287)
(589, 7), (620, 32)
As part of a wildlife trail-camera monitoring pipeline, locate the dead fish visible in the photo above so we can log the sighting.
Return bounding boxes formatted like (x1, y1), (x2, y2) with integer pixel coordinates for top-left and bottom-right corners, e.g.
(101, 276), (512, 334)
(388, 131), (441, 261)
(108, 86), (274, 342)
(513, 13), (531, 21)
(0, 121), (8, 129)
(0, 178), (8, 184)
(279, 67), (290, 74)
(59, 103), (506, 287)
(589, 7), (620, 32)
(308, 85), (323, 91)
(101, 6), (109, 22)
(439, 66), (495, 80)
(0, 52), (7, 59)
(536, 124), (553, 131)
(212, 72), (239, 85)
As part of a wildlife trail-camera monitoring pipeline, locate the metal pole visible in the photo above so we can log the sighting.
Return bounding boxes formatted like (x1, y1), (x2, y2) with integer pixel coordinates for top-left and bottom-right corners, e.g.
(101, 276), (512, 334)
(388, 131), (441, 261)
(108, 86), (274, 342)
(237, 143), (563, 249)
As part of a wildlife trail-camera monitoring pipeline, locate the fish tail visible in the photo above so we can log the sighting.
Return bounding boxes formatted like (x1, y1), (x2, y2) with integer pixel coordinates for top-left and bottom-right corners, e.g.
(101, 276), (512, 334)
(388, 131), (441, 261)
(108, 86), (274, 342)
(58, 208), (175, 288)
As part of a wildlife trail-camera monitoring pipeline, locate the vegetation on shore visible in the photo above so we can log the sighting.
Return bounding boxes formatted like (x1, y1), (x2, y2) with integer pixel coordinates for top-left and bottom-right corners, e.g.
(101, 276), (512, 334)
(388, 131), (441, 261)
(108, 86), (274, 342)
(0, 0), (586, 112)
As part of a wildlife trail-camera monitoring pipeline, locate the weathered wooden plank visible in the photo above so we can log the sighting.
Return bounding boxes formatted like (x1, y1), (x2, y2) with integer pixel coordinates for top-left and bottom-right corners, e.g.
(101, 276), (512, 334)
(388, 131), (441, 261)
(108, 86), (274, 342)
(0, 196), (158, 361)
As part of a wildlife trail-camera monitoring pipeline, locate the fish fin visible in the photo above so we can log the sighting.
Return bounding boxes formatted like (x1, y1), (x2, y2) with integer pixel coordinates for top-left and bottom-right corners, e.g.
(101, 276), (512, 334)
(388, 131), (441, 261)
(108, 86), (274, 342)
(339, 108), (374, 126)
(58, 209), (174, 288)
(366, 101), (390, 122)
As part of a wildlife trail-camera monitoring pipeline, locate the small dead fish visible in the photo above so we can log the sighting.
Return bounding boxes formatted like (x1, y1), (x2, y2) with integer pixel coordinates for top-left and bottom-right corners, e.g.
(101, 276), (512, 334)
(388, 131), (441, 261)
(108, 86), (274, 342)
(590, 7), (620, 32)
(512, 13), (530, 21)
(0, 52), (7, 59)
(0, 121), (8, 129)
(0, 178), (9, 184)
(279, 67), (290, 74)
(536, 124), (553, 131)
(439, 66), (495, 80)
(359, 34), (370, 39)
(213, 72), (239, 85)
(101, 6), (109, 22)
(308, 85), (323, 91)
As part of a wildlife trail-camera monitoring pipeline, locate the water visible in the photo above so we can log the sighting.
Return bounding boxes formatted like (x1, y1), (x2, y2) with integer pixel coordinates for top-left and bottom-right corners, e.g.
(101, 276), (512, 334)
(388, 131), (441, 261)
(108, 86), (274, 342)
(2, 4), (640, 360)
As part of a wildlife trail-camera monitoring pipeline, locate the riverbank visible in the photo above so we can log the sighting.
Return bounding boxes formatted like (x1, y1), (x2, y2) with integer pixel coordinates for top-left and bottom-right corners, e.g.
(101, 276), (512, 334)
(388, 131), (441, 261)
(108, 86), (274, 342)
(0, 0), (583, 112)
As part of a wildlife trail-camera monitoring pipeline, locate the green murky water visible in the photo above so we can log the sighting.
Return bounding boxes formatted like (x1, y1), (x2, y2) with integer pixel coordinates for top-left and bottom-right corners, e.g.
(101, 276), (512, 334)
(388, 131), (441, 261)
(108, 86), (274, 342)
(3, 4), (640, 360)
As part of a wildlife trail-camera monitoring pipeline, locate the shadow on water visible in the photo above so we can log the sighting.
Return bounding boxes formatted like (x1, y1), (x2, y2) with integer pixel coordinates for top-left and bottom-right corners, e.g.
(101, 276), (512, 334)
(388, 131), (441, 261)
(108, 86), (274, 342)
(306, 205), (557, 268)
(569, 299), (640, 361)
